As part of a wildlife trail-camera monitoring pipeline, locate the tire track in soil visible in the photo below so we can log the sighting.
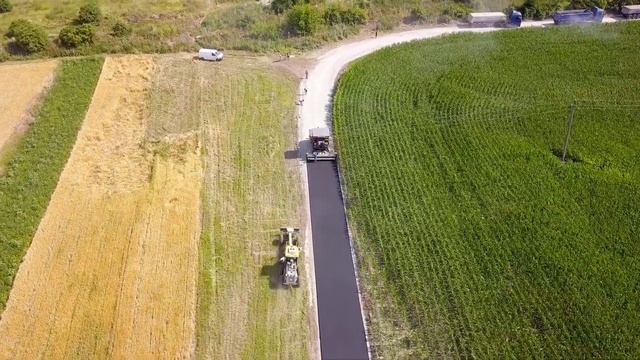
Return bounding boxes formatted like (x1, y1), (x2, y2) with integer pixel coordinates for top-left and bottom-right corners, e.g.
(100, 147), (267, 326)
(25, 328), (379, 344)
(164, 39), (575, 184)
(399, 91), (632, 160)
(0, 55), (202, 359)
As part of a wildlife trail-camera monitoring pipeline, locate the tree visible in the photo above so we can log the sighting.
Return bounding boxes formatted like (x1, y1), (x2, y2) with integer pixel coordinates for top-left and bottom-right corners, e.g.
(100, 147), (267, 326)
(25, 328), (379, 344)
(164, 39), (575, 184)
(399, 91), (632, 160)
(287, 4), (321, 35)
(76, 2), (102, 24)
(6, 19), (48, 54)
(59, 24), (95, 47)
(0, 0), (13, 13)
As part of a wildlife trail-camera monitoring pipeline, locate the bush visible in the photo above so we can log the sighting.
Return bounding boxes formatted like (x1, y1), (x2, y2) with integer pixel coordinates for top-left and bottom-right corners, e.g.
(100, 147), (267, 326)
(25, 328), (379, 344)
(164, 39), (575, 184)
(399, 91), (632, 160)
(287, 4), (321, 35)
(519, 0), (563, 19)
(410, 6), (440, 23)
(59, 24), (95, 47)
(272, 0), (303, 14)
(6, 19), (48, 54)
(570, 0), (607, 9)
(377, 13), (401, 30)
(7, 19), (28, 38)
(323, 4), (368, 25)
(111, 21), (132, 37)
(441, 2), (472, 18)
(76, 2), (102, 24)
(0, 0), (12, 13)
(607, 0), (640, 10)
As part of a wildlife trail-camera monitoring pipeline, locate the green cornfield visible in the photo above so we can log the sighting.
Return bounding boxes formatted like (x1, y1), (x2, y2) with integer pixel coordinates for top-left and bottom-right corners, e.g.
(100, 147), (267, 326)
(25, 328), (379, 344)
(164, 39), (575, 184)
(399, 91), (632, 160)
(334, 23), (640, 358)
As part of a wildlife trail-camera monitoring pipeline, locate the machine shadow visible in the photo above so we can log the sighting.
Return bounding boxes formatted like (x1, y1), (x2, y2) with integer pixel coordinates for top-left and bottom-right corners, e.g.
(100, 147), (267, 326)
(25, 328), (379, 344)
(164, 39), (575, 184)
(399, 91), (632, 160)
(260, 235), (285, 290)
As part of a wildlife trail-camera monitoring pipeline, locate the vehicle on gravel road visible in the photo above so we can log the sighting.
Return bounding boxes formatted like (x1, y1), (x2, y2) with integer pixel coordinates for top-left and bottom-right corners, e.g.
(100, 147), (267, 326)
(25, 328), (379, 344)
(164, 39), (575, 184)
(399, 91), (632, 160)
(622, 5), (640, 19)
(553, 7), (604, 24)
(198, 48), (224, 61)
(466, 11), (522, 27)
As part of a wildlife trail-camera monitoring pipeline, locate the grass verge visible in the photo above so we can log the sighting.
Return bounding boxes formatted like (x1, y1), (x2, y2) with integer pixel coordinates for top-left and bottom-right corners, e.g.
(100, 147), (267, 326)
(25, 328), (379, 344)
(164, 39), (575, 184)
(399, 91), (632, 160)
(0, 57), (103, 310)
(175, 56), (310, 360)
(334, 22), (640, 358)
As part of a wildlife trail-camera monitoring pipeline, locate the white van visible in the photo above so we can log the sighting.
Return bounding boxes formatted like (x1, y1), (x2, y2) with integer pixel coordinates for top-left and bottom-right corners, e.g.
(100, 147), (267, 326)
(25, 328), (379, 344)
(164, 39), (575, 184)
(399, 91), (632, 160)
(198, 48), (224, 61)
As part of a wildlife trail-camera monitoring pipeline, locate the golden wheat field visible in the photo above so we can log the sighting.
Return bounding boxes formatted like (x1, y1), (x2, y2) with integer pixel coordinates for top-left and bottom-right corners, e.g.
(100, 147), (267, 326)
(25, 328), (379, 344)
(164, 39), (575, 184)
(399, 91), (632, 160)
(0, 60), (57, 154)
(0, 55), (202, 359)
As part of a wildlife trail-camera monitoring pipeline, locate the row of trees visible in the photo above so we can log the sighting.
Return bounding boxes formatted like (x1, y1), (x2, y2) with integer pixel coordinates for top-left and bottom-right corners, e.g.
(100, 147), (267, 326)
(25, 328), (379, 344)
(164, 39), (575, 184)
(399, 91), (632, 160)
(5, 2), (131, 54)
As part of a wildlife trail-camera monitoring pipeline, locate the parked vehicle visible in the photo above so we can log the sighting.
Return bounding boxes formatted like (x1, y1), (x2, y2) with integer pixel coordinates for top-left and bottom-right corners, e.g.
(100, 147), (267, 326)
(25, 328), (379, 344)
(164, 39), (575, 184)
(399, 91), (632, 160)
(198, 48), (224, 61)
(621, 5), (640, 19)
(553, 7), (604, 24)
(466, 11), (522, 27)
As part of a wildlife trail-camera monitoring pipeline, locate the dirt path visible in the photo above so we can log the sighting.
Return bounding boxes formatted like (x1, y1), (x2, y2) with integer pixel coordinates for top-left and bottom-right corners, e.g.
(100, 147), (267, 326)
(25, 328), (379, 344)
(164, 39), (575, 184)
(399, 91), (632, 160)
(0, 55), (202, 359)
(0, 60), (57, 156)
(297, 17), (619, 137)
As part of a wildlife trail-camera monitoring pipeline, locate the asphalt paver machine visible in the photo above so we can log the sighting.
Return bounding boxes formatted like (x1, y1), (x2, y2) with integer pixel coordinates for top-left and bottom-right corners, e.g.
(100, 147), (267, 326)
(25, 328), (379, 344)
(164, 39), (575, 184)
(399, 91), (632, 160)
(306, 127), (337, 161)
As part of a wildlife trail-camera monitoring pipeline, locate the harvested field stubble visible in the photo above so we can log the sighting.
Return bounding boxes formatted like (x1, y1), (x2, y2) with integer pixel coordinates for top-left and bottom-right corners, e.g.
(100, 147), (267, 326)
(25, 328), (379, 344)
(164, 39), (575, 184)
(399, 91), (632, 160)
(0, 55), (202, 358)
(174, 56), (310, 360)
(0, 60), (57, 162)
(334, 23), (640, 358)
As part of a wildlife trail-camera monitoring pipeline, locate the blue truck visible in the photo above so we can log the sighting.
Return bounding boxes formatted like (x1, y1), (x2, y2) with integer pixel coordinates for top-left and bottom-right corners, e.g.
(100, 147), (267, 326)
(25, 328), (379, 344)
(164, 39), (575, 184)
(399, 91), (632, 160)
(553, 6), (605, 24)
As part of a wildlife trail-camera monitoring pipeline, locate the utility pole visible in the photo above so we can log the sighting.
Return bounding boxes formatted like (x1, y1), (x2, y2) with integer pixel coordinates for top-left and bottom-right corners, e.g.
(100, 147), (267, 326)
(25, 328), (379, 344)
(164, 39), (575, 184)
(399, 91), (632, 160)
(562, 102), (577, 162)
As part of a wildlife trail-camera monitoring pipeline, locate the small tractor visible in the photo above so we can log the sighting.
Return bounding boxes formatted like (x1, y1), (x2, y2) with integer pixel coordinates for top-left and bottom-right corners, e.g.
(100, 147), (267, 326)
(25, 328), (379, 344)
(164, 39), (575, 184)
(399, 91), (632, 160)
(279, 227), (300, 287)
(306, 127), (337, 162)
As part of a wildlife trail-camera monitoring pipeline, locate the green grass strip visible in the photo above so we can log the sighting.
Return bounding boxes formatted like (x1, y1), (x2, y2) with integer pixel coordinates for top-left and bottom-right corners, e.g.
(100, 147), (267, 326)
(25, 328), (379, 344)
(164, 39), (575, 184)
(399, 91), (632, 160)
(0, 57), (104, 310)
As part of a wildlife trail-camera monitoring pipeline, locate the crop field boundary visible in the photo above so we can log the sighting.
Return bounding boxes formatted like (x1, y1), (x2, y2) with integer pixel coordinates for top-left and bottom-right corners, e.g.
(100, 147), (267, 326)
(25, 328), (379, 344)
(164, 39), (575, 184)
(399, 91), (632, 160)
(0, 55), (202, 358)
(0, 57), (104, 311)
(0, 60), (58, 175)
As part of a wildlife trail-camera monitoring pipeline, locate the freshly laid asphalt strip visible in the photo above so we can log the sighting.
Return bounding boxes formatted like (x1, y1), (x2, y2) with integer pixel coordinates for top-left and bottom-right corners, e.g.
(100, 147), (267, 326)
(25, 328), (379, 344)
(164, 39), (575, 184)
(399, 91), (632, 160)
(307, 160), (368, 360)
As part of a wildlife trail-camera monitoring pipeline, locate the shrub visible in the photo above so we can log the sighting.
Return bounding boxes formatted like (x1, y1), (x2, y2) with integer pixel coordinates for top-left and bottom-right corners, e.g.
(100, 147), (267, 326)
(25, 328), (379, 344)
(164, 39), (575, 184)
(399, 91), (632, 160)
(59, 24), (95, 47)
(441, 2), (472, 18)
(6, 19), (28, 38)
(111, 20), (132, 37)
(377, 12), (402, 30)
(6, 19), (48, 54)
(0, 0), (12, 13)
(287, 4), (321, 35)
(272, 0), (303, 15)
(76, 2), (102, 24)
(519, 0), (563, 19)
(570, 0), (607, 9)
(323, 4), (368, 25)
(410, 6), (439, 23)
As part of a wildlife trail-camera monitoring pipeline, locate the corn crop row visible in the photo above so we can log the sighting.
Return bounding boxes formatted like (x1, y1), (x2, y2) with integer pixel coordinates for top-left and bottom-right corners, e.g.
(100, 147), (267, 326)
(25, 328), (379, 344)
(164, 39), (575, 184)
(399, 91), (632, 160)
(334, 23), (640, 358)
